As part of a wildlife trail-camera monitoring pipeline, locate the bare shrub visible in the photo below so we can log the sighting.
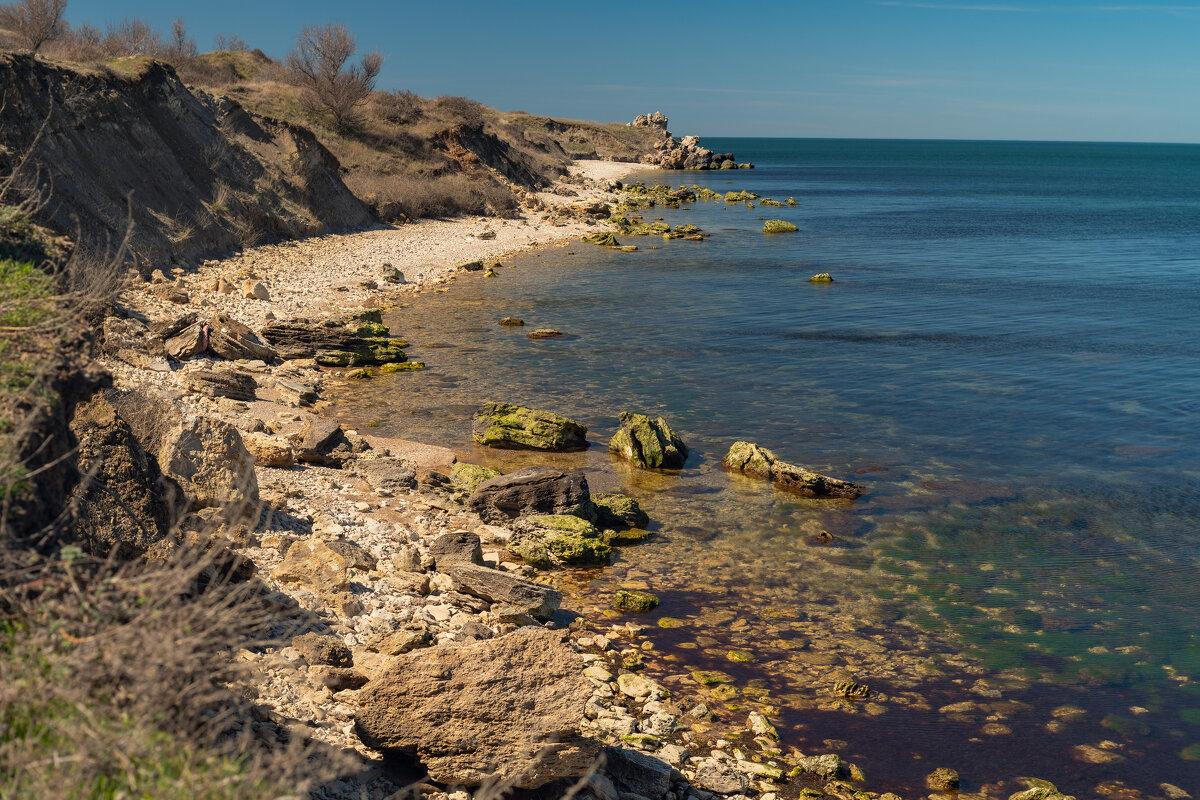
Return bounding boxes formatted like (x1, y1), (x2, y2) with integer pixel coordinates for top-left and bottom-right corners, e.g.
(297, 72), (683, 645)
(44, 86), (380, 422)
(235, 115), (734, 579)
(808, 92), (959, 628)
(286, 23), (382, 131)
(167, 17), (197, 60)
(373, 88), (422, 125)
(99, 16), (162, 57)
(213, 32), (248, 52)
(0, 0), (68, 53)
(435, 95), (486, 128)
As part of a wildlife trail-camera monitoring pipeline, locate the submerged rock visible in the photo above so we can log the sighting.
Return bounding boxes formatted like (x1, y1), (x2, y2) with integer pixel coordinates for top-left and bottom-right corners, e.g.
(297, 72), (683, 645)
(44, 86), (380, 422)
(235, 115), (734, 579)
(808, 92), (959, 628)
(582, 231), (619, 247)
(472, 402), (587, 451)
(609, 411), (688, 470)
(722, 440), (864, 499)
(354, 627), (598, 789)
(467, 465), (594, 522)
(510, 514), (612, 567)
(1008, 779), (1077, 800)
(528, 328), (566, 339)
(613, 589), (659, 613)
(926, 767), (960, 792)
(499, 317), (525, 326)
(593, 492), (650, 529)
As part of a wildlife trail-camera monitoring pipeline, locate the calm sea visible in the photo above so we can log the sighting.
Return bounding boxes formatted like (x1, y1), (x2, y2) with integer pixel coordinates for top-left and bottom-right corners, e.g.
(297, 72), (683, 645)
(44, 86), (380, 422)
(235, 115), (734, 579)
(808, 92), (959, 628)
(332, 139), (1200, 797)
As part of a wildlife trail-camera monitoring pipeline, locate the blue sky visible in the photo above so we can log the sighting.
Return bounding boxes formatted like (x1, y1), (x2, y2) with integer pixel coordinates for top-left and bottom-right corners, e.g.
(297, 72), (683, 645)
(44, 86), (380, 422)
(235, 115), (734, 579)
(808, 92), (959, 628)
(66, 0), (1200, 142)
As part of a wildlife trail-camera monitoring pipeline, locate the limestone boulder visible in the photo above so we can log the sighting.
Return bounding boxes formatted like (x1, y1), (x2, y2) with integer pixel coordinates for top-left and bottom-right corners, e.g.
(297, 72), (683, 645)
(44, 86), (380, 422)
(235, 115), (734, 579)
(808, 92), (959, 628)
(292, 418), (361, 467)
(353, 627), (598, 789)
(609, 412), (688, 470)
(467, 465), (594, 523)
(111, 390), (258, 511)
(69, 396), (180, 558)
(429, 530), (484, 568)
(242, 433), (295, 468)
(472, 402), (588, 451)
(721, 441), (864, 499)
(603, 746), (672, 799)
(350, 456), (417, 493)
(693, 758), (750, 795)
(271, 540), (349, 592)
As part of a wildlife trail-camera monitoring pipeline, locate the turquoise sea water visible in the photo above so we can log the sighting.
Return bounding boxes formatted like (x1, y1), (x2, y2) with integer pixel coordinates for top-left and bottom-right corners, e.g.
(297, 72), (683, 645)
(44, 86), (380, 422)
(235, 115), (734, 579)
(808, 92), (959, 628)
(334, 139), (1200, 797)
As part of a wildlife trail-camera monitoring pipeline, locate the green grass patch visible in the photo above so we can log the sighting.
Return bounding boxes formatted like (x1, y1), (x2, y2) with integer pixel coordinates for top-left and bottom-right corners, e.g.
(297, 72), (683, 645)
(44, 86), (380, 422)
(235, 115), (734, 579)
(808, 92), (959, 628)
(0, 260), (56, 328)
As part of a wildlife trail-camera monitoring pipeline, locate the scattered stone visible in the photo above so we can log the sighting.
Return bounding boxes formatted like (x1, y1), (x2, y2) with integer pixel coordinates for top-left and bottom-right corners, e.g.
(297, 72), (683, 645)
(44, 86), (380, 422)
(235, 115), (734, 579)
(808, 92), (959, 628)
(354, 627), (598, 789)
(271, 540), (349, 592)
(242, 280), (270, 300)
(747, 712), (778, 740)
(467, 466), (594, 523)
(292, 632), (353, 667)
(609, 411), (688, 469)
(323, 538), (376, 570)
(366, 625), (433, 656)
(472, 402), (587, 451)
(309, 665), (369, 692)
(242, 433), (295, 468)
(616, 673), (662, 699)
(183, 367), (257, 401)
(430, 530), (485, 567)
(722, 441), (864, 499)
(613, 589), (660, 613)
(792, 753), (841, 780)
(693, 758), (751, 795)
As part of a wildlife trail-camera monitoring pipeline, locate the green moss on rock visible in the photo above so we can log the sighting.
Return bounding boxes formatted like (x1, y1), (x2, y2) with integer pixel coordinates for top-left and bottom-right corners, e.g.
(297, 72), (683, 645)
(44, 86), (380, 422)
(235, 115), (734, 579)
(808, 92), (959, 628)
(609, 411), (688, 470)
(451, 462), (503, 496)
(808, 273), (834, 283)
(379, 361), (425, 373)
(511, 514), (612, 567)
(593, 492), (650, 529)
(613, 589), (659, 613)
(472, 402), (588, 451)
(762, 219), (799, 233)
(582, 232), (619, 247)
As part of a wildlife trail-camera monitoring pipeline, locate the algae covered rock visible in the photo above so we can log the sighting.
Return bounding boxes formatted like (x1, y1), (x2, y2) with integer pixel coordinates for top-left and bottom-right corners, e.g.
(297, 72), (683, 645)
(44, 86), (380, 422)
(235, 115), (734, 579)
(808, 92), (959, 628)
(609, 411), (688, 470)
(1008, 779), (1077, 800)
(722, 440), (864, 499)
(499, 317), (524, 326)
(451, 462), (503, 496)
(510, 514), (612, 567)
(582, 232), (619, 247)
(613, 589), (659, 613)
(528, 328), (565, 339)
(926, 767), (960, 792)
(472, 402), (587, 451)
(593, 492), (650, 529)
(808, 273), (834, 282)
(762, 219), (799, 233)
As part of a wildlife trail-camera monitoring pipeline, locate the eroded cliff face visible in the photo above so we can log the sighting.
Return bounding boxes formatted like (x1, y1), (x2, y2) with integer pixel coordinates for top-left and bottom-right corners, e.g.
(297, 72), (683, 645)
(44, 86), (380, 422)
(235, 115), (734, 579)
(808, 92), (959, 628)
(0, 53), (373, 269)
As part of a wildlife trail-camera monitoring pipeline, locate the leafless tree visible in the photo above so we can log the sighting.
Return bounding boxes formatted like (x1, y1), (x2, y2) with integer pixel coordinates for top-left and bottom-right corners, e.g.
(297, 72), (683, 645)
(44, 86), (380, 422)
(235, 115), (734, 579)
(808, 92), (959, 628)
(213, 32), (248, 52)
(102, 17), (158, 56)
(286, 23), (382, 131)
(167, 17), (197, 60)
(0, 0), (69, 53)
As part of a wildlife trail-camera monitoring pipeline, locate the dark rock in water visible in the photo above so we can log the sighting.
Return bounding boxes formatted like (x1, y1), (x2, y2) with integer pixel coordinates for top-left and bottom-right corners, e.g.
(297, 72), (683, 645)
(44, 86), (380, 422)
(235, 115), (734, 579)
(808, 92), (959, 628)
(293, 418), (363, 467)
(468, 465), (594, 523)
(722, 440), (864, 499)
(613, 589), (659, 613)
(69, 395), (180, 558)
(499, 317), (524, 326)
(444, 562), (562, 620)
(472, 402), (587, 451)
(832, 679), (871, 699)
(353, 627), (598, 788)
(527, 328), (566, 339)
(459, 260), (485, 271)
(351, 456), (417, 493)
(292, 632), (353, 667)
(183, 367), (257, 401)
(609, 411), (688, 469)
(926, 767), (960, 792)
(430, 530), (485, 568)
(593, 492), (650, 530)
(510, 514), (611, 568)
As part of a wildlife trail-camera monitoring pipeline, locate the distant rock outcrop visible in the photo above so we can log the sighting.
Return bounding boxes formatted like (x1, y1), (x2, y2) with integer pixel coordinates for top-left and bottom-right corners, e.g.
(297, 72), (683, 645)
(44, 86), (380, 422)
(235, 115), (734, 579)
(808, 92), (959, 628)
(629, 111), (670, 131)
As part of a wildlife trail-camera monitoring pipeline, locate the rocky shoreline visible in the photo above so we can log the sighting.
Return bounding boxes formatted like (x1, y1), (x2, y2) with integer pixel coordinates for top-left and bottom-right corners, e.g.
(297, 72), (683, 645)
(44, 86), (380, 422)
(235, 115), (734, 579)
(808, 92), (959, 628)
(85, 161), (1095, 800)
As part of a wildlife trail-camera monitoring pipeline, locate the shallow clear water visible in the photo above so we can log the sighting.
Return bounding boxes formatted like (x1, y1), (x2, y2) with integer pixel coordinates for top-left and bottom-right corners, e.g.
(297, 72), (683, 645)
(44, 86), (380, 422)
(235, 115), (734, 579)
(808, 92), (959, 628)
(330, 139), (1200, 796)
